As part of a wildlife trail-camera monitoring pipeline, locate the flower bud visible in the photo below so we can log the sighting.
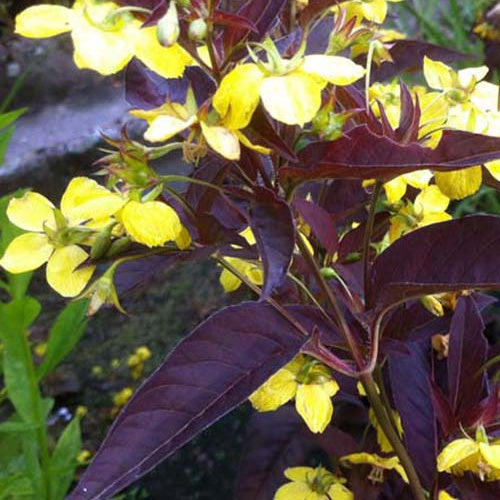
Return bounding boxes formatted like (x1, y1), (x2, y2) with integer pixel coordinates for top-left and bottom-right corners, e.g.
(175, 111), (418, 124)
(105, 236), (131, 258)
(157, 1), (180, 47)
(90, 223), (115, 260)
(188, 18), (207, 41)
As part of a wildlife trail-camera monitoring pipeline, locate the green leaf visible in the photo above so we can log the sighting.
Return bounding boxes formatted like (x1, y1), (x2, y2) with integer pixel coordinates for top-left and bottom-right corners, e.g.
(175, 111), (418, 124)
(0, 108), (27, 130)
(0, 474), (34, 499)
(50, 418), (82, 500)
(0, 126), (15, 166)
(37, 299), (89, 380)
(0, 298), (42, 424)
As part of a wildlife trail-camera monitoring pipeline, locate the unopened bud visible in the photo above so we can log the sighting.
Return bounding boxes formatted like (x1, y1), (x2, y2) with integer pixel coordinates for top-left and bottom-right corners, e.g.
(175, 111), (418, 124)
(188, 18), (207, 41)
(320, 267), (337, 280)
(157, 1), (180, 47)
(421, 295), (444, 317)
(106, 236), (131, 258)
(90, 224), (115, 260)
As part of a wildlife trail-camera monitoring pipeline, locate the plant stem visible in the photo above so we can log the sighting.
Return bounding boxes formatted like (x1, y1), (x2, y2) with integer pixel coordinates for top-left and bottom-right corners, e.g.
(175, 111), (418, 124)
(359, 373), (426, 500)
(296, 233), (365, 368)
(205, 0), (221, 82)
(362, 180), (382, 301)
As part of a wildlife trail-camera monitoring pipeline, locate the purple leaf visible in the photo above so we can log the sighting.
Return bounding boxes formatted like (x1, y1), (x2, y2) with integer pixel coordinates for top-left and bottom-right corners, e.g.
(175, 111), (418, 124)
(69, 302), (319, 499)
(249, 187), (295, 299)
(389, 340), (437, 489)
(429, 379), (457, 437)
(284, 126), (500, 182)
(125, 59), (170, 109)
(447, 296), (488, 421)
(368, 216), (500, 309)
(235, 407), (312, 500)
(293, 199), (338, 253)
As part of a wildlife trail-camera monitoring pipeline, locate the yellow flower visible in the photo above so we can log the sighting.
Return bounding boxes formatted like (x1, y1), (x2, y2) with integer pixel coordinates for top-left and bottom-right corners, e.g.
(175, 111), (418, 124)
(119, 199), (182, 248)
(341, 452), (409, 483)
(77, 450), (92, 464)
(388, 185), (451, 242)
(131, 90), (269, 161)
(135, 346), (152, 361)
(213, 41), (365, 127)
(369, 408), (404, 453)
(15, 0), (192, 77)
(249, 355), (340, 434)
(334, 0), (404, 25)
(113, 387), (133, 407)
(0, 177), (124, 297)
(275, 467), (353, 500)
(437, 431), (500, 481)
(219, 227), (263, 292)
(439, 491), (457, 500)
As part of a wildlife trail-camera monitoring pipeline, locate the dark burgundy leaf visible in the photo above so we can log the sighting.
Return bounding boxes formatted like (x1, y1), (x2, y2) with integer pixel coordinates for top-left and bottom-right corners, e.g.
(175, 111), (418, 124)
(212, 10), (258, 32)
(299, 0), (338, 27)
(368, 216), (500, 309)
(125, 59), (169, 109)
(293, 199), (338, 253)
(235, 407), (312, 500)
(223, 0), (287, 53)
(448, 296), (488, 421)
(311, 425), (359, 458)
(69, 302), (319, 499)
(284, 126), (500, 182)
(389, 340), (437, 489)
(318, 179), (369, 222)
(455, 475), (500, 500)
(429, 379), (457, 437)
(249, 187), (295, 299)
(369, 40), (470, 82)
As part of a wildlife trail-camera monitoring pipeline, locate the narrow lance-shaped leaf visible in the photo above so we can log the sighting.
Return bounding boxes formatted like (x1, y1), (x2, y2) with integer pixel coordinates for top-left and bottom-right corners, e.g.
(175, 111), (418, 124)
(284, 126), (500, 182)
(389, 340), (437, 489)
(368, 215), (500, 310)
(447, 295), (488, 421)
(249, 187), (295, 299)
(69, 303), (326, 500)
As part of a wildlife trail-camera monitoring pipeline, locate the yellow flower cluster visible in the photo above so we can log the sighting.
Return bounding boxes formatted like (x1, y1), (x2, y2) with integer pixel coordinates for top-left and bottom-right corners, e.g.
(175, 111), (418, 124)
(249, 355), (339, 434)
(15, 0), (192, 77)
(127, 346), (152, 380)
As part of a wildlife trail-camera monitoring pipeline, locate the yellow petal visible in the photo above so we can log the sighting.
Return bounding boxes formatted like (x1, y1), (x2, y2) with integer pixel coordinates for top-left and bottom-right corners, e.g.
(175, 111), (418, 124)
(121, 200), (182, 247)
(175, 226), (192, 250)
(7, 192), (55, 231)
(284, 467), (316, 482)
(485, 160), (500, 181)
(439, 492), (457, 500)
(423, 57), (454, 90)
(261, 73), (324, 126)
(419, 212), (452, 227)
(479, 443), (500, 469)
(403, 170), (433, 190)
(235, 131), (272, 155)
(15, 5), (73, 38)
(134, 27), (192, 79)
(328, 483), (354, 500)
(213, 64), (264, 130)
(219, 258), (244, 292)
(275, 482), (312, 500)
(457, 66), (489, 88)
(434, 167), (482, 200)
(0, 233), (53, 273)
(437, 439), (479, 472)
(302, 55), (365, 85)
(60, 177), (125, 227)
(414, 185), (450, 216)
(249, 369), (297, 411)
(200, 122), (240, 160)
(384, 176), (408, 204)
(295, 383), (334, 433)
(46, 245), (95, 297)
(143, 114), (196, 142)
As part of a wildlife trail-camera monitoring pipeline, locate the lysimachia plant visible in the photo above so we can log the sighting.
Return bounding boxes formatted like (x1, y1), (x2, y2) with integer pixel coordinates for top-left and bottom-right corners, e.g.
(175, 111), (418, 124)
(2, 0), (500, 499)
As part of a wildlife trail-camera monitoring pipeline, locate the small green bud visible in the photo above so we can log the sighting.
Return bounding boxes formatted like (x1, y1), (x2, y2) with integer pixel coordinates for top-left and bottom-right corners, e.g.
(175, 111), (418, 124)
(157, 1), (180, 47)
(475, 425), (489, 444)
(106, 236), (131, 258)
(188, 18), (207, 41)
(320, 267), (337, 280)
(90, 224), (115, 260)
(420, 295), (444, 317)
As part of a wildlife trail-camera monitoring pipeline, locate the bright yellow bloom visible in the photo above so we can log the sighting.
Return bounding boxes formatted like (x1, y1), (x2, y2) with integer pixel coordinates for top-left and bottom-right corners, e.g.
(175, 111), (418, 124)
(213, 41), (365, 127)
(275, 467), (353, 500)
(334, 0), (404, 25)
(439, 491), (457, 500)
(423, 57), (500, 199)
(113, 387), (133, 407)
(0, 177), (124, 297)
(135, 346), (152, 361)
(250, 355), (339, 434)
(219, 228), (263, 292)
(77, 450), (92, 464)
(119, 199), (182, 248)
(15, 0), (192, 77)
(437, 432), (500, 482)
(388, 185), (451, 242)
(341, 452), (409, 483)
